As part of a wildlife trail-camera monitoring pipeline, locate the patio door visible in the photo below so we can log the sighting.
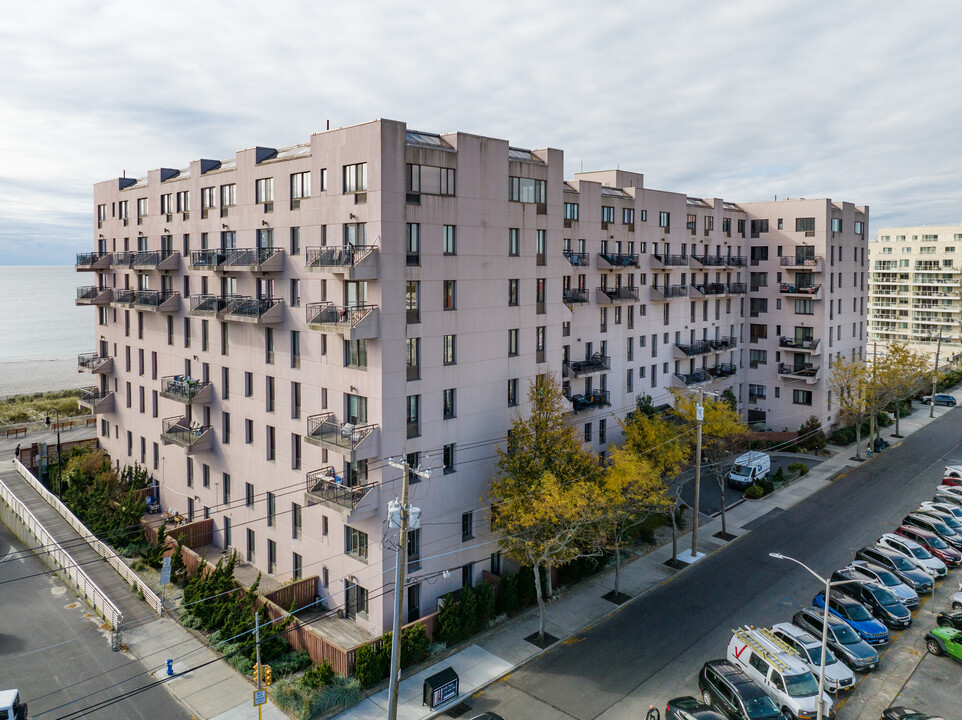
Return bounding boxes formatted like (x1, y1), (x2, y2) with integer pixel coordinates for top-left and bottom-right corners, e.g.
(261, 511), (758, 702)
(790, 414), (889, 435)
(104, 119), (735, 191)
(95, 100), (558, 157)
(346, 281), (367, 308)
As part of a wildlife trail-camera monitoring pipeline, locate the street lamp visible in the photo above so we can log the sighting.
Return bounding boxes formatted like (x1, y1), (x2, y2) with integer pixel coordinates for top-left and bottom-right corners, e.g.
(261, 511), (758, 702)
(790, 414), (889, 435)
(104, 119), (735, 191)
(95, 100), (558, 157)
(45, 409), (64, 499)
(769, 552), (859, 720)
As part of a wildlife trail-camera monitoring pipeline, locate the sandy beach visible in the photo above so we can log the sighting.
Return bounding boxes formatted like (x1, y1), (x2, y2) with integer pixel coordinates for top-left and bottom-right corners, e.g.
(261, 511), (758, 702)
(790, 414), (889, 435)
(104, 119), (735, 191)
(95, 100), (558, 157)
(0, 356), (90, 400)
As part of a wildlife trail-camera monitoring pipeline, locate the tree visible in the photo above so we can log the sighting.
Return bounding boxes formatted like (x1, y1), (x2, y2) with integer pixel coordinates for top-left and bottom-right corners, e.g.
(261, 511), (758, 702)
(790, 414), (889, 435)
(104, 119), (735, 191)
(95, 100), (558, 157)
(797, 416), (827, 454)
(596, 448), (671, 597)
(829, 356), (870, 458)
(672, 391), (749, 540)
(877, 341), (929, 438)
(490, 374), (602, 640)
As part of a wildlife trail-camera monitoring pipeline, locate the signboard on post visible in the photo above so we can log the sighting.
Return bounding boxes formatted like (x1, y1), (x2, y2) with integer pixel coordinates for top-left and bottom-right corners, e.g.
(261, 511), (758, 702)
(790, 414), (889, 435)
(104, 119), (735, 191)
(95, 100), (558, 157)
(423, 667), (459, 709)
(253, 690), (267, 706)
(160, 556), (172, 586)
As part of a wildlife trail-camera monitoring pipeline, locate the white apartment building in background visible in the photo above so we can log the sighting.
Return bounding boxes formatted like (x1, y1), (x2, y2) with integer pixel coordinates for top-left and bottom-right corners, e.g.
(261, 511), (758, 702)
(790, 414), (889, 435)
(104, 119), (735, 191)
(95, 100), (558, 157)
(77, 119), (867, 637)
(869, 224), (962, 362)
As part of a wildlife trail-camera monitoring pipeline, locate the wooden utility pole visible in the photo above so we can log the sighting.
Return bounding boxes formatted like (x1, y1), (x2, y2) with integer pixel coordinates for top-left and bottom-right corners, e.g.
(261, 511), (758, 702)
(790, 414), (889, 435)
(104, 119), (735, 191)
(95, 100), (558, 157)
(691, 388), (705, 557)
(930, 326), (944, 419)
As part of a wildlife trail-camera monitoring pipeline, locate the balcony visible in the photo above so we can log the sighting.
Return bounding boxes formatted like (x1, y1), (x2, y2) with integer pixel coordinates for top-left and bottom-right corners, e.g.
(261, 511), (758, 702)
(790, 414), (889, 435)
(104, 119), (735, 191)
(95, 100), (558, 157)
(189, 249), (226, 270)
(596, 286), (640, 303)
(76, 252), (110, 271)
(779, 336), (821, 355)
(563, 250), (590, 267)
(689, 282), (730, 298)
(651, 253), (689, 269)
(779, 283), (822, 299)
(109, 251), (135, 269)
(110, 288), (136, 307)
(132, 250), (181, 271)
(304, 466), (379, 519)
(189, 294), (230, 316)
(780, 255), (824, 271)
(563, 288), (590, 305)
(563, 354), (610, 378)
(133, 290), (180, 312)
(777, 363), (821, 383)
(78, 387), (114, 413)
(728, 282), (748, 294)
(75, 286), (111, 306)
(674, 340), (715, 358)
(671, 369), (714, 388)
(306, 303), (378, 340)
(710, 336), (738, 351)
(161, 416), (213, 454)
(597, 252), (639, 268)
(569, 390), (611, 412)
(160, 376), (213, 404)
(726, 256), (747, 267)
(707, 363), (737, 379)
(77, 353), (113, 374)
(304, 412), (379, 462)
(689, 254), (727, 268)
(223, 296), (285, 324)
(221, 247), (285, 272)
(305, 245), (379, 281)
(649, 284), (688, 301)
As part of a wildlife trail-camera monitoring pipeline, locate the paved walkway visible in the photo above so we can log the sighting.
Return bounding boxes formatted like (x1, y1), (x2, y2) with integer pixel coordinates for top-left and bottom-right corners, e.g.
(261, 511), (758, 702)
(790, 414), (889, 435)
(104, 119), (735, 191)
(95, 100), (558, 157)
(336, 397), (960, 720)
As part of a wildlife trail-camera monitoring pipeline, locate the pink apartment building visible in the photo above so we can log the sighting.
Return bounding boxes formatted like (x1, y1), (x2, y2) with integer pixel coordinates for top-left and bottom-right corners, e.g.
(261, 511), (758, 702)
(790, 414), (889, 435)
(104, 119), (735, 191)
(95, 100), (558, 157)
(77, 119), (866, 635)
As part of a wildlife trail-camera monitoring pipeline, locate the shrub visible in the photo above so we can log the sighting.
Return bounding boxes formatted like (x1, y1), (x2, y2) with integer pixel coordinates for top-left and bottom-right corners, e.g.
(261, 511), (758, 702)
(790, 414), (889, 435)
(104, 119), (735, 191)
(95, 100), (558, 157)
(745, 485), (764, 499)
(495, 572), (520, 616)
(401, 623), (430, 667)
(787, 462), (809, 477)
(303, 661), (335, 689)
(271, 649), (312, 676)
(353, 638), (390, 688)
(757, 474), (775, 495)
(797, 416), (827, 453)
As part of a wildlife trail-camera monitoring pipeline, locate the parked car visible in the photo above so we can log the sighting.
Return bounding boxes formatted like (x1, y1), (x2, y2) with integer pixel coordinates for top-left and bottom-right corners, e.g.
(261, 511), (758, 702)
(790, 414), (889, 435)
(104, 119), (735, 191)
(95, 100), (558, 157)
(877, 533), (948, 577)
(881, 708), (946, 720)
(944, 464), (962, 479)
(792, 606), (879, 672)
(830, 569), (912, 628)
(925, 626), (962, 661)
(770, 622), (855, 692)
(901, 514), (962, 553)
(935, 485), (962, 502)
(936, 610), (962, 630)
(813, 591), (890, 645)
(727, 452), (771, 490)
(0, 691), (27, 720)
(854, 547), (935, 594)
(920, 394), (957, 406)
(845, 561), (920, 608)
(666, 696), (727, 720)
(919, 500), (962, 520)
(940, 476), (962, 488)
(469, 714), (505, 720)
(895, 525), (962, 567)
(952, 579), (962, 610)
(697, 660), (783, 720)
(726, 626), (834, 720)
(914, 506), (962, 532)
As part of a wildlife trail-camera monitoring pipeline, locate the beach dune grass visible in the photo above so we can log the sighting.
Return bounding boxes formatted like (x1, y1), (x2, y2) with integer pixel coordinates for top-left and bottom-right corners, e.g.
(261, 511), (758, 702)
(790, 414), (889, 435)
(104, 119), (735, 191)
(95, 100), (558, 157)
(1, 389), (87, 425)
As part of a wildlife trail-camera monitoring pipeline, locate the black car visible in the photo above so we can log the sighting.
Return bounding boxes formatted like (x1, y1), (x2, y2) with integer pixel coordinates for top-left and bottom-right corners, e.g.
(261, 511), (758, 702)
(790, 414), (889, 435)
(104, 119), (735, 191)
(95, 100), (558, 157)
(666, 696), (727, 720)
(792, 606), (879, 672)
(831, 569), (912, 629)
(854, 546), (934, 593)
(881, 707), (946, 720)
(920, 394), (957, 407)
(469, 714), (506, 720)
(937, 610), (962, 630)
(698, 660), (782, 720)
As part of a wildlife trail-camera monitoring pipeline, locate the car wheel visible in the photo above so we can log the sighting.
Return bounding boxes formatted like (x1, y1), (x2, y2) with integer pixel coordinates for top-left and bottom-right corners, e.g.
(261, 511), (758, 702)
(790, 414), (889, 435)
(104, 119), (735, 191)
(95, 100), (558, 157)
(953, 602), (962, 610)
(702, 690), (713, 706)
(782, 708), (797, 720)
(939, 617), (950, 627)
(927, 638), (943, 655)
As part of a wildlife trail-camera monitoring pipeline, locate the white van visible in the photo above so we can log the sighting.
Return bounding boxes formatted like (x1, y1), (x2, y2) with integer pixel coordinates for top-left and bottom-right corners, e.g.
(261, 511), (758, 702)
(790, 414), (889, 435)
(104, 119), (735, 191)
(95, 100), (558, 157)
(0, 689), (28, 720)
(727, 626), (834, 720)
(727, 452), (771, 490)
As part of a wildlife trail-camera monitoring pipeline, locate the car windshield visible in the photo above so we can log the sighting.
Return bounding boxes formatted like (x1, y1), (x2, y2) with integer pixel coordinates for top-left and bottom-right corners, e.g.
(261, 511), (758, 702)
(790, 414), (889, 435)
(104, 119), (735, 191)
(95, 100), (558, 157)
(928, 536), (950, 549)
(732, 464), (752, 477)
(933, 522), (957, 536)
(909, 546), (933, 559)
(805, 644), (837, 665)
(784, 672), (819, 698)
(871, 586), (901, 607)
(939, 515), (962, 529)
(846, 603), (873, 621)
(868, 567), (900, 587)
(889, 555), (915, 571)
(743, 695), (780, 719)
(832, 624), (861, 644)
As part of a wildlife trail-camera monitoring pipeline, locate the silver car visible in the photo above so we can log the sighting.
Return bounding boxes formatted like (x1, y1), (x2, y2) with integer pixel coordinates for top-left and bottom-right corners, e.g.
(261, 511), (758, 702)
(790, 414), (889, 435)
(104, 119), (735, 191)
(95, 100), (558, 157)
(770, 622), (856, 692)
(847, 561), (919, 608)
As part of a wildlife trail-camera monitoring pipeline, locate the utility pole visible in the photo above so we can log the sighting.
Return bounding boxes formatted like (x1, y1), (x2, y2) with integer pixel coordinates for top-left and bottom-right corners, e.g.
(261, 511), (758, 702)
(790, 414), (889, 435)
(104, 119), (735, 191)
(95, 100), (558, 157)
(691, 388), (705, 558)
(869, 341), (877, 451)
(931, 326), (943, 419)
(254, 609), (261, 691)
(386, 458), (427, 720)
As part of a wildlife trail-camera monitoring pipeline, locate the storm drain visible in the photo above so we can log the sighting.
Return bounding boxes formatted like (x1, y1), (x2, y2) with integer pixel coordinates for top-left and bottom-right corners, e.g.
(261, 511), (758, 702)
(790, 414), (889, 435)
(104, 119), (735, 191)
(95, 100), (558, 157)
(445, 702), (473, 717)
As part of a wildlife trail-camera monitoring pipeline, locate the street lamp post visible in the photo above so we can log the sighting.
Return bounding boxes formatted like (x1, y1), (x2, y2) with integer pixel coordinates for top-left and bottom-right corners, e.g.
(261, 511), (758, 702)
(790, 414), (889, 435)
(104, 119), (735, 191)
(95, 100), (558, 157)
(45, 409), (63, 499)
(769, 553), (859, 720)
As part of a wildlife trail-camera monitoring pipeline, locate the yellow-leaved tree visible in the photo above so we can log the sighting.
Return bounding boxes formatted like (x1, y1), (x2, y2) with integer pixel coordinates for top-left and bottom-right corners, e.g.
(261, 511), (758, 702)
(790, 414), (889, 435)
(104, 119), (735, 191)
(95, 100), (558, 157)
(829, 355), (870, 458)
(878, 341), (930, 438)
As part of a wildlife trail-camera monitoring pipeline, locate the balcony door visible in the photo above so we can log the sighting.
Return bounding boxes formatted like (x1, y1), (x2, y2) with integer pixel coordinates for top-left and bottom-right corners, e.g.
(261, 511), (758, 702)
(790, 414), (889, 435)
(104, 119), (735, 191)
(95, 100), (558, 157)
(257, 278), (274, 300)
(794, 326), (814, 343)
(794, 353), (813, 371)
(796, 245), (815, 263)
(221, 276), (237, 298)
(346, 281), (367, 308)
(345, 394), (367, 425)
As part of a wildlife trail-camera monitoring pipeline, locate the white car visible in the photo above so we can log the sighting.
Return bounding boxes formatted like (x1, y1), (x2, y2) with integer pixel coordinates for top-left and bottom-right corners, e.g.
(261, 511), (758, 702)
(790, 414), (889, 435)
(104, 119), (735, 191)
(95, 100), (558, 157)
(936, 485), (962, 502)
(920, 500), (962, 520)
(952, 579), (962, 611)
(770, 622), (856, 692)
(877, 533), (947, 578)
(847, 560), (919, 608)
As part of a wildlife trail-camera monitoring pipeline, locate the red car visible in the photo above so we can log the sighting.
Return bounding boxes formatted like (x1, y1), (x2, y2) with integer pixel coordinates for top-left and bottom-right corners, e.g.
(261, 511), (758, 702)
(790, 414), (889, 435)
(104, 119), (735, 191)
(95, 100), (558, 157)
(896, 525), (962, 566)
(942, 476), (962, 488)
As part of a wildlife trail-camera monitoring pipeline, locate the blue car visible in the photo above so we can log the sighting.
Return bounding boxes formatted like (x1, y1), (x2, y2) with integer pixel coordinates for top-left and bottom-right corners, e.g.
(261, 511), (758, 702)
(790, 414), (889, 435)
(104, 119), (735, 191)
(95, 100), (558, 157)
(813, 591), (889, 646)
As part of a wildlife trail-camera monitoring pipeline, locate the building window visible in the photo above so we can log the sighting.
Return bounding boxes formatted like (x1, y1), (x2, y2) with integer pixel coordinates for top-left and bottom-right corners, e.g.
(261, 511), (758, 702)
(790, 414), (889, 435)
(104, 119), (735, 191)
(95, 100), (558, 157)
(793, 389), (813, 405)
(220, 183), (236, 208)
(443, 443), (456, 474)
(406, 338), (420, 380)
(406, 280), (420, 324)
(346, 526), (368, 560)
(245, 371), (253, 397)
(831, 217), (842, 233)
(442, 225), (456, 255)
(266, 425), (275, 460)
(623, 208), (635, 225)
(854, 220), (865, 235)
(292, 552), (302, 580)
(535, 326), (546, 363)
(406, 395), (420, 438)
(602, 206), (615, 224)
(508, 278), (520, 306)
(443, 280), (456, 310)
(246, 528), (255, 562)
(245, 418), (254, 444)
(599, 419), (607, 443)
(266, 376), (275, 412)
(508, 228), (520, 256)
(266, 491), (276, 526)
(443, 388), (456, 419)
(462, 511), (474, 541)
(507, 378), (519, 406)
(344, 339), (367, 368)
(508, 328), (519, 356)
(290, 171), (310, 203)
(255, 177), (274, 205)
(245, 482), (254, 507)
(564, 202), (579, 220)
(795, 299), (815, 315)
(584, 422), (592, 442)
(536, 229), (546, 265)
(508, 176), (546, 203)
(536, 278), (546, 314)
(443, 334), (456, 365)
(796, 217), (816, 233)
(406, 223), (420, 265)
(343, 162), (367, 193)
(406, 164), (455, 195)
(659, 211), (670, 228)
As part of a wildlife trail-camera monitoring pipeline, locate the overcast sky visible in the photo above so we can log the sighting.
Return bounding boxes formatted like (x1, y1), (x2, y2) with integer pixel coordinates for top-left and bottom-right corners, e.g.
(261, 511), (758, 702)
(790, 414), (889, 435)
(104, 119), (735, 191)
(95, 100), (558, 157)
(3, 0), (961, 264)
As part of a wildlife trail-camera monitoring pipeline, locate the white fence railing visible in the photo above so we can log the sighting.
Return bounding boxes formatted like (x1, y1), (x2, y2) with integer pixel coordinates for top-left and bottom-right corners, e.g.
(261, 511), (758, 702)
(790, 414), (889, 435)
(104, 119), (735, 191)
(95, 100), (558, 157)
(13, 459), (163, 618)
(1, 464), (123, 629)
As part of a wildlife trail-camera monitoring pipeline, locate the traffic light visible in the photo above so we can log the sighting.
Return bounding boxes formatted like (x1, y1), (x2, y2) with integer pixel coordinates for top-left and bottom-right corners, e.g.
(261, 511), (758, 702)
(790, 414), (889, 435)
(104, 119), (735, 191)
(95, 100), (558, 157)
(263, 665), (272, 686)
(253, 664), (259, 684)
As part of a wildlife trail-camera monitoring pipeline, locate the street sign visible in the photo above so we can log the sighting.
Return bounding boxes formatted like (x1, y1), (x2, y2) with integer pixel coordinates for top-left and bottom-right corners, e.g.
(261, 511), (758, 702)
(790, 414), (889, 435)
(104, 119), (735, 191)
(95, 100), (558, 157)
(160, 556), (171, 586)
(253, 689), (267, 706)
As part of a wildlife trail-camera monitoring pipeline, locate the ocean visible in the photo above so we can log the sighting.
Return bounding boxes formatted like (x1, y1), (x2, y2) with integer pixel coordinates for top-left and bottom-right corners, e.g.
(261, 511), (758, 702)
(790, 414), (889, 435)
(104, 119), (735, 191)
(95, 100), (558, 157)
(0, 266), (92, 399)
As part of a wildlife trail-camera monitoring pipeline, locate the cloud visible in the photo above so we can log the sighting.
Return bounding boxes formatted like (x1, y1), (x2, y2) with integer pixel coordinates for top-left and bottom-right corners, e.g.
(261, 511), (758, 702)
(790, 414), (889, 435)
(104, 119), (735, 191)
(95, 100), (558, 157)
(2, 0), (962, 263)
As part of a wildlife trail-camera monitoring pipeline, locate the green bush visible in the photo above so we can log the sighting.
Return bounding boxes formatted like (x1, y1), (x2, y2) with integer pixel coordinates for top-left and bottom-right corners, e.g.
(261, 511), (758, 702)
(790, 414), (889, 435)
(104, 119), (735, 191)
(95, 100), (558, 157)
(303, 661), (336, 689)
(495, 572), (520, 616)
(353, 638), (390, 688)
(797, 416), (827, 452)
(401, 623), (430, 667)
(745, 485), (764, 500)
(271, 649), (312, 676)
(787, 462), (809, 477)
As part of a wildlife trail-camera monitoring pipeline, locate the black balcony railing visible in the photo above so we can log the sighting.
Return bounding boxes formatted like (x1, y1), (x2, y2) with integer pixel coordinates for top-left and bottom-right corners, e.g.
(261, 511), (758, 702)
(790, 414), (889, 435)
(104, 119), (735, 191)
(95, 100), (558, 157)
(222, 247), (283, 269)
(708, 363), (737, 378)
(162, 416), (211, 446)
(692, 282), (729, 296)
(79, 387), (111, 404)
(777, 362), (820, 378)
(779, 336), (820, 351)
(306, 302), (376, 328)
(161, 376), (211, 402)
(112, 289), (135, 305)
(726, 256), (747, 267)
(306, 412), (377, 451)
(566, 354), (610, 375)
(305, 244), (376, 269)
(77, 285), (109, 301)
(675, 369), (713, 386)
(599, 252), (639, 267)
(132, 250), (177, 268)
(563, 250), (590, 267)
(570, 390), (611, 412)
(728, 283), (748, 294)
(224, 296), (282, 320)
(190, 294), (232, 314)
(306, 467), (375, 510)
(190, 249), (226, 268)
(653, 253), (689, 266)
(134, 290), (177, 308)
(110, 251), (135, 268)
(76, 252), (105, 268)
(692, 254), (726, 266)
(563, 288), (590, 304)
(598, 286), (640, 301)
(675, 340), (714, 356)
(653, 284), (688, 298)
(780, 255), (822, 267)
(77, 353), (109, 371)
(779, 283), (821, 295)
(709, 336), (738, 351)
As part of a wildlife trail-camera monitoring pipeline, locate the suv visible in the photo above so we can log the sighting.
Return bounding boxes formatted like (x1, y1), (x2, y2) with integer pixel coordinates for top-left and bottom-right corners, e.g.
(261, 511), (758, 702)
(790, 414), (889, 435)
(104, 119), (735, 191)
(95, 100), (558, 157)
(935, 484), (962, 502)
(880, 532), (949, 577)
(813, 591), (889, 645)
(726, 626), (834, 720)
(846, 561), (919, 608)
(895, 525), (962, 567)
(854, 547), (934, 594)
(921, 394), (957, 406)
(830, 569), (912, 628)
(902, 514), (962, 552)
(792, 607), (879, 672)
(698, 660), (783, 720)
(914, 507), (962, 534)
(0, 690), (27, 720)
(770, 623), (855, 692)
(926, 627), (962, 662)
(920, 500), (962, 520)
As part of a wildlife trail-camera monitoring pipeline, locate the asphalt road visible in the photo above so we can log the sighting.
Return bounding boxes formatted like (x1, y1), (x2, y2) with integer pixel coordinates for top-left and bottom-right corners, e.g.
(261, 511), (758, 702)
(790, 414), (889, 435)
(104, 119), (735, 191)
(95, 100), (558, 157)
(0, 522), (190, 720)
(473, 409), (962, 720)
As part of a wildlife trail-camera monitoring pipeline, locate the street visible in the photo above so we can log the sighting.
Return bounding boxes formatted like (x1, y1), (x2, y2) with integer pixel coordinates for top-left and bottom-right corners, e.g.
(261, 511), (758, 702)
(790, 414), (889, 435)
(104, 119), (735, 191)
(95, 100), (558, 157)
(0, 522), (190, 720)
(470, 409), (962, 719)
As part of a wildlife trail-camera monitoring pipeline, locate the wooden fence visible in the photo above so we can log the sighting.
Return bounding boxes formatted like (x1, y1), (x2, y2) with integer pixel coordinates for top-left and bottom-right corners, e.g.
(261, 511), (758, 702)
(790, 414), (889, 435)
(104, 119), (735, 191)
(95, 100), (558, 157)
(143, 517), (213, 549)
(265, 576), (318, 611)
(749, 431), (799, 445)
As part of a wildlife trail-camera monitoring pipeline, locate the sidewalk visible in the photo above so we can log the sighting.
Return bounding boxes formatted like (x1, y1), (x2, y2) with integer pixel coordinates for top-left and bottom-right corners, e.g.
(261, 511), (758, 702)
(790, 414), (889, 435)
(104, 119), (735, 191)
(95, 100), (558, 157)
(335, 397), (958, 720)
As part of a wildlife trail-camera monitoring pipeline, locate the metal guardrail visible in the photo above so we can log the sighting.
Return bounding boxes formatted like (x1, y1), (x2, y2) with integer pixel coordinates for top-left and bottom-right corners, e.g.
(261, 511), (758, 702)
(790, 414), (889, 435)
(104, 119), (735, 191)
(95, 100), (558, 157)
(12, 459), (163, 619)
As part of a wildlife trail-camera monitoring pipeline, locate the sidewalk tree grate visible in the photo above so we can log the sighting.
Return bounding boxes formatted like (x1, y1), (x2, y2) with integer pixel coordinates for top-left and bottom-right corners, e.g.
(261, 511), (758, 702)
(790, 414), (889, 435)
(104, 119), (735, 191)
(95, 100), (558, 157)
(524, 631), (559, 649)
(444, 702), (473, 717)
(602, 590), (632, 605)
